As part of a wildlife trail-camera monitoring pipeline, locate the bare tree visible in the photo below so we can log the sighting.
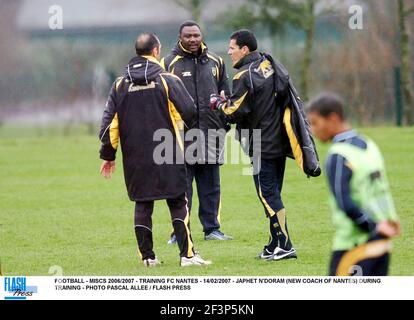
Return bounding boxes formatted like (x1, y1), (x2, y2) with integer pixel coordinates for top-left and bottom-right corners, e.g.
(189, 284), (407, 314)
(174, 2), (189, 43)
(0, 0), (23, 72)
(0, 0), (23, 125)
(310, 0), (398, 124)
(221, 0), (334, 101)
(299, 0), (316, 101)
(174, 0), (205, 27)
(397, 0), (414, 125)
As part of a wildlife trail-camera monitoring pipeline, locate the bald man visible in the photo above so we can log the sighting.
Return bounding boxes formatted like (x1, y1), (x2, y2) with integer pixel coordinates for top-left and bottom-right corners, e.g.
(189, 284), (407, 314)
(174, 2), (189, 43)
(99, 33), (212, 267)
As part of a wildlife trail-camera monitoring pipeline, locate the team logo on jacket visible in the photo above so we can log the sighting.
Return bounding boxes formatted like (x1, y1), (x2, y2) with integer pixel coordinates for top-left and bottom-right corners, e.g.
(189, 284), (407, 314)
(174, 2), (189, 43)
(255, 60), (275, 79)
(182, 71), (192, 77)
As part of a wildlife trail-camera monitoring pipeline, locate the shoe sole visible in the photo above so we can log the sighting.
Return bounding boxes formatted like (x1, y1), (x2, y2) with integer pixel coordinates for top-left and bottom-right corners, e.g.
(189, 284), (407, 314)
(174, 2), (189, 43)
(273, 252), (298, 261)
(204, 236), (233, 241)
(255, 254), (274, 260)
(144, 261), (162, 267)
(181, 262), (212, 267)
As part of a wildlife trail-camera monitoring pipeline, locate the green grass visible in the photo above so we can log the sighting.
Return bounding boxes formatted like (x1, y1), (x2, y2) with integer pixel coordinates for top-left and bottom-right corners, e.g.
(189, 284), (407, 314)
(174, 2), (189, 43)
(0, 126), (413, 276)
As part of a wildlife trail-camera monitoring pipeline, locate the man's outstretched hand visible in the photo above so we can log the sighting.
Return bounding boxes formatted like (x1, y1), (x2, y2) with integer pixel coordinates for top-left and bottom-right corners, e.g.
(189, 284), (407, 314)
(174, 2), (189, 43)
(100, 160), (116, 179)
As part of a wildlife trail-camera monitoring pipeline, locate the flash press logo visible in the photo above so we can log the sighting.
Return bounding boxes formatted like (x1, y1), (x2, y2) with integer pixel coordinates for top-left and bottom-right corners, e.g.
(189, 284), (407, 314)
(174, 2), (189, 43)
(3, 277), (37, 300)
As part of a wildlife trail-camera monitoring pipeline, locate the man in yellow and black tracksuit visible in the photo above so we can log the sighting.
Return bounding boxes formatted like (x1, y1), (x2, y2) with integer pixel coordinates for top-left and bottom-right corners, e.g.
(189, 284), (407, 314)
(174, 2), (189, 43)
(211, 30), (319, 261)
(161, 21), (233, 242)
(99, 33), (211, 267)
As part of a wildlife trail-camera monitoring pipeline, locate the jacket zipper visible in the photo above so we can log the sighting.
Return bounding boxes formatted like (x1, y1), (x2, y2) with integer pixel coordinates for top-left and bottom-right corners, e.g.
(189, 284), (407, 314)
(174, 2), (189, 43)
(194, 57), (200, 128)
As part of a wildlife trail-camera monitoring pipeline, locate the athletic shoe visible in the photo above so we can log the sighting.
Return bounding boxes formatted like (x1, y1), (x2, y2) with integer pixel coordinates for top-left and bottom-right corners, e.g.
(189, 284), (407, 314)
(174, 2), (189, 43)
(167, 234), (177, 245)
(180, 253), (212, 267)
(143, 257), (161, 267)
(256, 248), (275, 260)
(204, 230), (233, 241)
(273, 247), (297, 261)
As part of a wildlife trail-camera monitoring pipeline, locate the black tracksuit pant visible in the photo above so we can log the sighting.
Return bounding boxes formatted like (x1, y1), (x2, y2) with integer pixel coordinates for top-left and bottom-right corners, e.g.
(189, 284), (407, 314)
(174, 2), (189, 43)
(134, 193), (194, 260)
(253, 157), (293, 252)
(185, 163), (221, 234)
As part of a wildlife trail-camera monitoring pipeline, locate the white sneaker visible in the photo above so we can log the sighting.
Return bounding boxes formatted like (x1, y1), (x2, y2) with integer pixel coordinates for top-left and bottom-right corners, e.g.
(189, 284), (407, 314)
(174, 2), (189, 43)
(180, 253), (212, 267)
(273, 247), (297, 261)
(143, 257), (161, 267)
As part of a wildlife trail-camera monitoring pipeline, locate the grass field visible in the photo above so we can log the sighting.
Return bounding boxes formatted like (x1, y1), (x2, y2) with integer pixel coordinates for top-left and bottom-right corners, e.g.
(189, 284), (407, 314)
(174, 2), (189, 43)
(0, 126), (413, 276)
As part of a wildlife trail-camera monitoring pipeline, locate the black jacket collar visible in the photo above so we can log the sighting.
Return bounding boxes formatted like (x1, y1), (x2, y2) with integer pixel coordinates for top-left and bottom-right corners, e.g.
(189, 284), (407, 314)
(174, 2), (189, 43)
(172, 41), (208, 58)
(234, 51), (262, 70)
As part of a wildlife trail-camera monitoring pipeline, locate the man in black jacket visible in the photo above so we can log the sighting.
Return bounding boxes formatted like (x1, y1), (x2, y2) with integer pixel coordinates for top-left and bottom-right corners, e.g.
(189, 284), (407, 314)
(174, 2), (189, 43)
(211, 30), (297, 261)
(99, 33), (211, 267)
(161, 21), (233, 242)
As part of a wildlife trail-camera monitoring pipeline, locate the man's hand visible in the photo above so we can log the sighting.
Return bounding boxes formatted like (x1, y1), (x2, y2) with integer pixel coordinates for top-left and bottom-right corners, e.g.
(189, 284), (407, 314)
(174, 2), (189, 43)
(376, 220), (401, 238)
(100, 160), (116, 179)
(210, 92), (228, 111)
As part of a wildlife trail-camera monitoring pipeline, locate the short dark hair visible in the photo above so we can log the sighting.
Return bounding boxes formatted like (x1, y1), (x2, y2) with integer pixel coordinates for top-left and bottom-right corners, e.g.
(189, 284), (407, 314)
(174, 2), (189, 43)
(135, 33), (160, 56)
(230, 29), (258, 52)
(179, 20), (201, 35)
(307, 92), (346, 120)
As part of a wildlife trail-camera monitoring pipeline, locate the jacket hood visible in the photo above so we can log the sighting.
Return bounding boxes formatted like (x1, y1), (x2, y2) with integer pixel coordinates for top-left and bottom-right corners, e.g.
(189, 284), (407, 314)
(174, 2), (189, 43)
(124, 55), (164, 85)
(233, 52), (290, 92)
(172, 41), (208, 58)
(263, 53), (290, 93)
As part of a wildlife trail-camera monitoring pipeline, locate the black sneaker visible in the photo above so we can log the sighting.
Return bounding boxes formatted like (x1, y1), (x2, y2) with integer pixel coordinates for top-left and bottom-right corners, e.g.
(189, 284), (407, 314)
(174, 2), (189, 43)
(273, 247), (297, 261)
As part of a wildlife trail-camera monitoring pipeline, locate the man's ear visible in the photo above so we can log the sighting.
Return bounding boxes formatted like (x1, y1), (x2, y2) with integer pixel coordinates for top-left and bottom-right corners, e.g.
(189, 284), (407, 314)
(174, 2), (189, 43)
(328, 112), (341, 124)
(152, 46), (160, 58)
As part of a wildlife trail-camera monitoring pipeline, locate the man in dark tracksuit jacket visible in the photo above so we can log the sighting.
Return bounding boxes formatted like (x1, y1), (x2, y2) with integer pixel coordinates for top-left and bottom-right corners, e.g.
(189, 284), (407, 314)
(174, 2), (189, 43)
(98, 33), (211, 267)
(211, 29), (297, 261)
(161, 21), (233, 242)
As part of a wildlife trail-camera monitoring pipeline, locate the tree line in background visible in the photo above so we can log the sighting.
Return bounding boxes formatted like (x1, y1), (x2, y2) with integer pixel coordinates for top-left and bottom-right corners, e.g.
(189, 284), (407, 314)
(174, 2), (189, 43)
(178, 0), (414, 125)
(0, 0), (413, 127)
(214, 0), (414, 125)
(398, 0), (414, 125)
